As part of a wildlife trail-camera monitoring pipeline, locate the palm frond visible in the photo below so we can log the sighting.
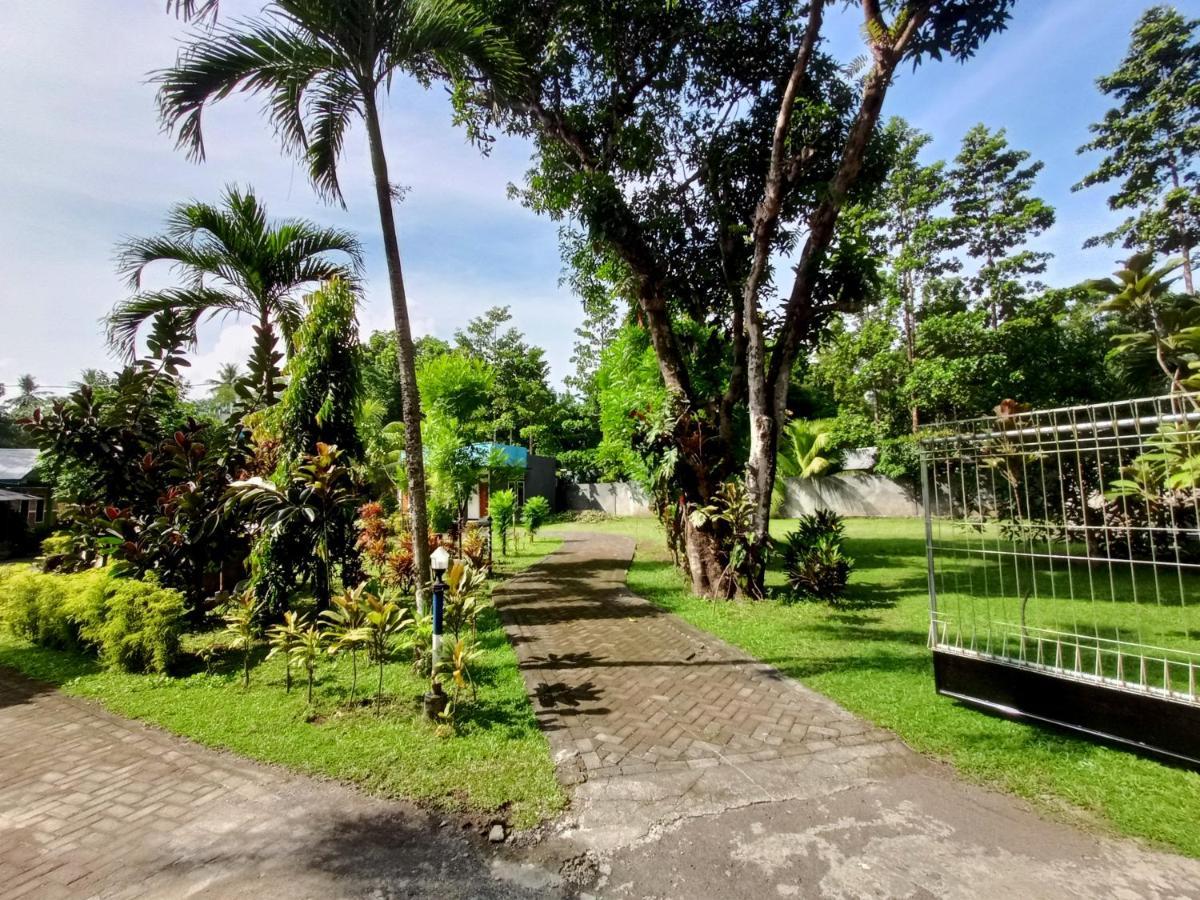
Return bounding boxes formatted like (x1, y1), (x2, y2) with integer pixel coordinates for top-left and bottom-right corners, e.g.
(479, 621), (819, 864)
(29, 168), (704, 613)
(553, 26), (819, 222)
(105, 287), (245, 360)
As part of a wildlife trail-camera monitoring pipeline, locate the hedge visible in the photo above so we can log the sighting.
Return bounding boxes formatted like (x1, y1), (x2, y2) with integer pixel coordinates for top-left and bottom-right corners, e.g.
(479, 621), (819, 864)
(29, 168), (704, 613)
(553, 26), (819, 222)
(0, 566), (185, 673)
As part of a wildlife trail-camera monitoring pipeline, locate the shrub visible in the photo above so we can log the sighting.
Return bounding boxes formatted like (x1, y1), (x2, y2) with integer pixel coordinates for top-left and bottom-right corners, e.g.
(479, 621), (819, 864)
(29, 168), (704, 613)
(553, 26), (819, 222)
(524, 496), (551, 539)
(490, 489), (517, 556)
(87, 577), (187, 674)
(780, 509), (854, 604)
(0, 567), (184, 672)
(461, 524), (488, 569)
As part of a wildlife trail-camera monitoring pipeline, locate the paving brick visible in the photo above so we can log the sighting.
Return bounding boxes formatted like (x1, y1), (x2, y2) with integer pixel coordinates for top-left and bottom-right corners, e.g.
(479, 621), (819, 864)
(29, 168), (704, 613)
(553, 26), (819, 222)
(494, 532), (901, 783)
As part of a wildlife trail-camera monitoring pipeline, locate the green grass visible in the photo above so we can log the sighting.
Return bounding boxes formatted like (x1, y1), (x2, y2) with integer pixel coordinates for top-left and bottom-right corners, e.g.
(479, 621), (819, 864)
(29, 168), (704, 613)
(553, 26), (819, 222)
(554, 517), (1200, 857)
(0, 540), (566, 829)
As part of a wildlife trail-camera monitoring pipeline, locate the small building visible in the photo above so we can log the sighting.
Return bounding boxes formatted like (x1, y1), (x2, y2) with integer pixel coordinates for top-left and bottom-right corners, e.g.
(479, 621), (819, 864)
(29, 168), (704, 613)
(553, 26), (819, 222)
(464, 443), (556, 519)
(0, 449), (50, 527)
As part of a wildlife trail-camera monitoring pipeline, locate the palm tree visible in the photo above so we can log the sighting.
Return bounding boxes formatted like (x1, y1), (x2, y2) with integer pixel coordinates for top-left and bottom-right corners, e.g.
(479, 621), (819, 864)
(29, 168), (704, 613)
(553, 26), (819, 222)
(4, 374), (45, 417)
(108, 186), (362, 405)
(154, 1), (522, 611)
(205, 363), (243, 416)
(772, 419), (839, 515)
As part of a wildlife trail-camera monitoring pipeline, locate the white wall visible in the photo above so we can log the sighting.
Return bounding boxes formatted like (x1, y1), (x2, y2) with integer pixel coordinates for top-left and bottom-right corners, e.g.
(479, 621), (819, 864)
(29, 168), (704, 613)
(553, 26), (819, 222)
(562, 482), (653, 517)
(777, 472), (921, 518)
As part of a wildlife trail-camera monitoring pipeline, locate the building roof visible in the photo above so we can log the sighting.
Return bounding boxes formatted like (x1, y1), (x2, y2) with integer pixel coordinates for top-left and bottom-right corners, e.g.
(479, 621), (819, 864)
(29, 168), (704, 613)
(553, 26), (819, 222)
(0, 449), (39, 483)
(468, 442), (529, 469)
(0, 487), (38, 502)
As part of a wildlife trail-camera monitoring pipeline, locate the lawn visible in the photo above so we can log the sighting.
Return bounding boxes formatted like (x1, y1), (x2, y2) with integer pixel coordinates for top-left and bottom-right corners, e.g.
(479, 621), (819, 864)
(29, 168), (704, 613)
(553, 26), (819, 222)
(0, 539), (566, 829)
(555, 516), (1200, 858)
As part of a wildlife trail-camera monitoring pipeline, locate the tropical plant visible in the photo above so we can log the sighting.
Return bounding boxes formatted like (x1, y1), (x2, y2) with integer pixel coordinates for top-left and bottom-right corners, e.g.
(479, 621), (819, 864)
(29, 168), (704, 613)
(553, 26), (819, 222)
(4, 374), (45, 418)
(266, 610), (307, 693)
(290, 623), (326, 704)
(156, 0), (524, 622)
(523, 495), (550, 541)
(223, 590), (264, 688)
(444, 561), (488, 643)
(438, 636), (482, 718)
(772, 419), (839, 515)
(205, 363), (243, 417)
(688, 480), (763, 599)
(779, 510), (854, 604)
(226, 442), (362, 611)
(406, 611), (434, 678)
(108, 187), (362, 407)
(361, 593), (413, 699)
(489, 489), (517, 556)
(1084, 253), (1200, 392)
(320, 585), (370, 702)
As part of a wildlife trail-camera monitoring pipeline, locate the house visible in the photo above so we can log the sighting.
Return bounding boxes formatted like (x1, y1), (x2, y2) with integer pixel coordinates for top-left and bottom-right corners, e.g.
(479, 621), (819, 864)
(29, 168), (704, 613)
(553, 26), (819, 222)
(464, 443), (556, 520)
(0, 448), (51, 527)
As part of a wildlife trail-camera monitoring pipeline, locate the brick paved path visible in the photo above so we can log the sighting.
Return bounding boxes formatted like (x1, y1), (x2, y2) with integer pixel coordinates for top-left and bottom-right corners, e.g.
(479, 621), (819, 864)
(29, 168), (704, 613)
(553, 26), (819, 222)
(493, 532), (902, 782)
(0, 671), (546, 900)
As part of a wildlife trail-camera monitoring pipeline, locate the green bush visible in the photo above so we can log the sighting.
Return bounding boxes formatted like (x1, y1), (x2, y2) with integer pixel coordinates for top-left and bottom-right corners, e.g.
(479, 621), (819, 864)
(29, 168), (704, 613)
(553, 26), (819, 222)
(490, 490), (517, 556)
(524, 496), (551, 538)
(0, 567), (184, 673)
(779, 510), (854, 604)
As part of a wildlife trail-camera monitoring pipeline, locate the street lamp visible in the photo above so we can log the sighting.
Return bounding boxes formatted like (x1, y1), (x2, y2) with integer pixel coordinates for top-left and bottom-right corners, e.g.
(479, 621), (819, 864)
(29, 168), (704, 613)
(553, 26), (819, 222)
(424, 544), (452, 721)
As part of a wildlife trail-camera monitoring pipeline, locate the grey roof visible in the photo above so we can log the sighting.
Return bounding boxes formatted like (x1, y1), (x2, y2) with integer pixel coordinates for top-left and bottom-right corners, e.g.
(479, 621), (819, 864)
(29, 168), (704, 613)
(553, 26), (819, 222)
(0, 449), (39, 482)
(0, 487), (38, 502)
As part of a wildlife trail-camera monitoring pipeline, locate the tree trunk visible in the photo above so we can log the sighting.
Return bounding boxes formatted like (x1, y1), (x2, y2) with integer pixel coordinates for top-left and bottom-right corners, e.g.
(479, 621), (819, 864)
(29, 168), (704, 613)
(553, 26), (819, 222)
(362, 91), (432, 616)
(746, 53), (902, 591)
(682, 516), (732, 599)
(1169, 156), (1195, 295)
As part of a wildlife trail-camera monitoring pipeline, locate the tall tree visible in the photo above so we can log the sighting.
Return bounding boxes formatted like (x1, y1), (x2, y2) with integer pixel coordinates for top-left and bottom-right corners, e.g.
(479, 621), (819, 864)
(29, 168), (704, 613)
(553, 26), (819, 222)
(875, 118), (958, 430)
(949, 124), (1055, 327)
(1076, 5), (1200, 295)
(156, 0), (522, 611)
(205, 363), (242, 417)
(470, 0), (1014, 596)
(454, 306), (554, 446)
(108, 186), (361, 405)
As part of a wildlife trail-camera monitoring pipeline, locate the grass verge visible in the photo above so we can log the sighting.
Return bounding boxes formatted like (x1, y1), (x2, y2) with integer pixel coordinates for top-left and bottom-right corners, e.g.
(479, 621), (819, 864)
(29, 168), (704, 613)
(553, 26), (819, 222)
(554, 517), (1200, 858)
(0, 540), (566, 829)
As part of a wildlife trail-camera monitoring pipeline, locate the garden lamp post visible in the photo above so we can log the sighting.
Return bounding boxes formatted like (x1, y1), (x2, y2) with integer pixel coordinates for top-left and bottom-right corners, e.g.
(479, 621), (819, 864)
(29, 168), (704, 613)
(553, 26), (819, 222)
(424, 544), (451, 721)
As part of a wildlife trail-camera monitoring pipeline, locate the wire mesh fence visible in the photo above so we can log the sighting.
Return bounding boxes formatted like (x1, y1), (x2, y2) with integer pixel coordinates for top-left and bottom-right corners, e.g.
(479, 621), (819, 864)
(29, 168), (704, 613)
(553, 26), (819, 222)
(919, 394), (1200, 705)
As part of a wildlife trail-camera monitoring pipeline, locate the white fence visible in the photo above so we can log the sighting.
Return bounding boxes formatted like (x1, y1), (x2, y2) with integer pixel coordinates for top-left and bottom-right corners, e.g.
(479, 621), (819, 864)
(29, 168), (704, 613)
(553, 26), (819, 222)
(562, 482), (653, 517)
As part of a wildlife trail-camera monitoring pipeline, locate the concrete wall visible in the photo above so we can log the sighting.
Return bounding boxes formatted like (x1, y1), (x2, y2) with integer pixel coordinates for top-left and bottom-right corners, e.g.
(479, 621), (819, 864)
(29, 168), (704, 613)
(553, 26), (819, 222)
(562, 482), (653, 517)
(562, 473), (921, 519)
(778, 472), (921, 518)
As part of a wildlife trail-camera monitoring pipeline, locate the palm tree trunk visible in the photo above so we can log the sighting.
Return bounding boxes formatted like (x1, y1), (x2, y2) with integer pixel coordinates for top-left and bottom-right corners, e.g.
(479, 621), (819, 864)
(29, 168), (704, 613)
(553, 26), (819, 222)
(361, 91), (432, 616)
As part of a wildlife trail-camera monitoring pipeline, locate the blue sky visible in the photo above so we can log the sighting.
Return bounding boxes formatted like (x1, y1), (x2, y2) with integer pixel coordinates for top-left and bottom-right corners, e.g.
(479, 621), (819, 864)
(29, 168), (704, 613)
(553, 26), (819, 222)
(0, 0), (1194, 396)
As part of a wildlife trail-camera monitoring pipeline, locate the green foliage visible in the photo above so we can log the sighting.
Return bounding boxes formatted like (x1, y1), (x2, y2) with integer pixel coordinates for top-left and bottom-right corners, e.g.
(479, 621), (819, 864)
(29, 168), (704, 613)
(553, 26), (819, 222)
(266, 610), (307, 693)
(290, 623), (326, 705)
(276, 279), (364, 463)
(489, 489), (517, 556)
(688, 481), (761, 598)
(107, 186), (361, 407)
(228, 442), (363, 611)
(320, 585), (370, 701)
(523, 496), (550, 539)
(780, 511), (854, 603)
(21, 312), (252, 605)
(1084, 252), (1200, 391)
(361, 592), (413, 697)
(949, 125), (1056, 324)
(772, 419), (839, 514)
(0, 567), (184, 673)
(454, 306), (555, 448)
(1076, 5), (1200, 286)
(222, 590), (264, 688)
